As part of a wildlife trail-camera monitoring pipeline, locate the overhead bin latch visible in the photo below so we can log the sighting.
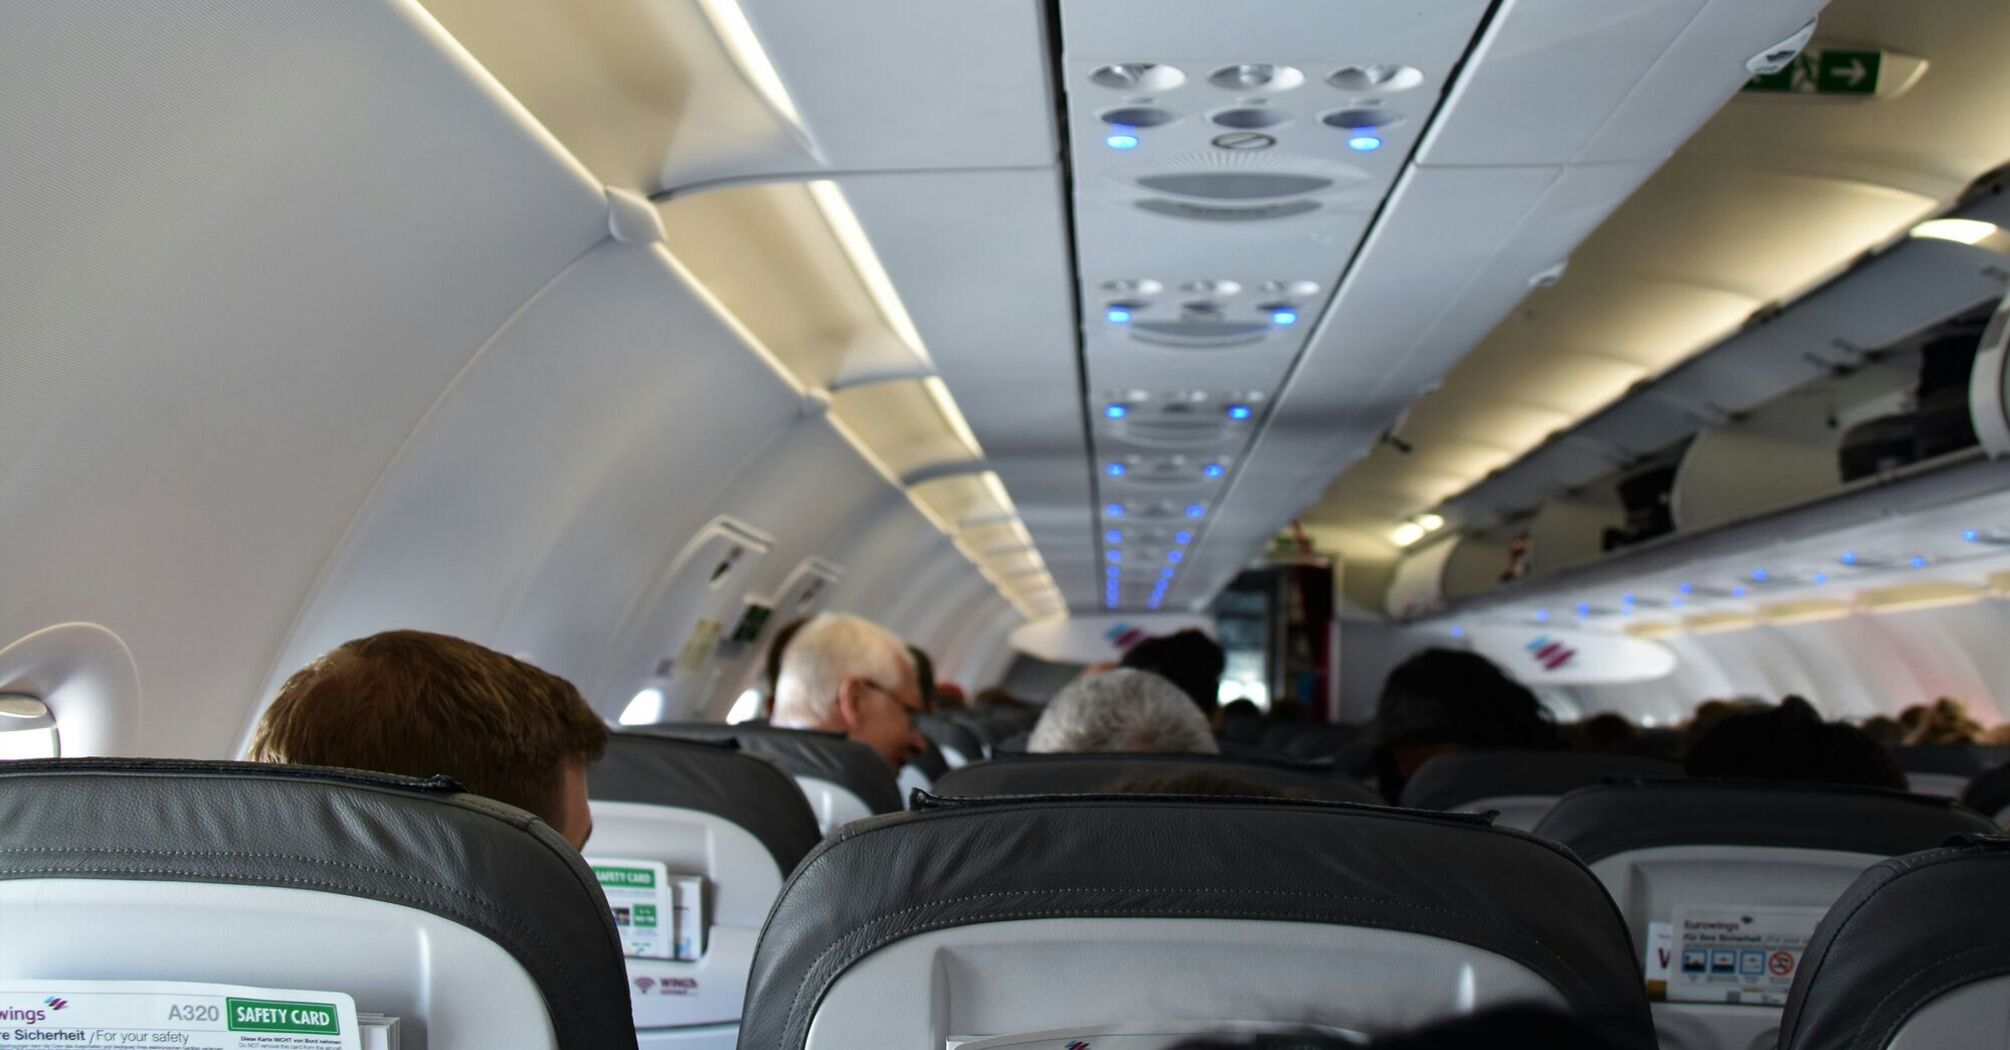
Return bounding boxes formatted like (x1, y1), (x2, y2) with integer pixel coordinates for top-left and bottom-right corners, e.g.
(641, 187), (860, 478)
(605, 186), (667, 246)
(1748, 19), (1818, 76)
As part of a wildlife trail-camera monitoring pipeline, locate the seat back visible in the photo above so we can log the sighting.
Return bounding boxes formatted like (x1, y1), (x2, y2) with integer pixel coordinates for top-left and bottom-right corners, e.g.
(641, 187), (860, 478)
(917, 713), (983, 768)
(932, 752), (1381, 804)
(586, 735), (821, 1045)
(1400, 750), (1684, 830)
(641, 723), (901, 832)
(1779, 836), (2010, 1050)
(1536, 781), (1996, 1050)
(741, 793), (1655, 1049)
(1958, 763), (2010, 825)
(1895, 745), (2010, 798)
(0, 759), (636, 1050)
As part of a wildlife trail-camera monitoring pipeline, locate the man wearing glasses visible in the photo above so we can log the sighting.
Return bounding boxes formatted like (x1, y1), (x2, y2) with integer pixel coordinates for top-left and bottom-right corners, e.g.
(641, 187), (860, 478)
(771, 612), (929, 771)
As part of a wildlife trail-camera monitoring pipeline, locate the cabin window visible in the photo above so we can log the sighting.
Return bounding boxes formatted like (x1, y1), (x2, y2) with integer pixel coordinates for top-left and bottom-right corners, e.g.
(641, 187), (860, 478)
(725, 687), (764, 724)
(618, 686), (667, 726)
(0, 694), (59, 759)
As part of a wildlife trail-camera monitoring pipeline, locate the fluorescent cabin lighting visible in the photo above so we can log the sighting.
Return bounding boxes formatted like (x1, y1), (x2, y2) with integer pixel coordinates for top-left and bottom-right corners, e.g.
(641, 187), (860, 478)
(1417, 513), (1446, 532)
(694, 0), (807, 134)
(1910, 218), (1998, 245)
(1390, 522), (1426, 547)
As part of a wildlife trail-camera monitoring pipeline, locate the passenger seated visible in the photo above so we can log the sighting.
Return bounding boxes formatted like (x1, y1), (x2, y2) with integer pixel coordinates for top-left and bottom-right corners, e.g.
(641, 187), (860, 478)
(1120, 628), (1226, 718)
(1682, 696), (1905, 790)
(1570, 712), (1642, 753)
(248, 629), (607, 848)
(1028, 668), (1219, 754)
(1372, 648), (1564, 800)
(771, 612), (926, 771)
(1218, 697), (1267, 745)
(1903, 696), (1982, 745)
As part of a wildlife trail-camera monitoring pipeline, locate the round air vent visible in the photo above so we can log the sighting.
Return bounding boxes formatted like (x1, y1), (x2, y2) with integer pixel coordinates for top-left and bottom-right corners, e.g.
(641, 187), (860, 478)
(1208, 64), (1304, 93)
(1091, 63), (1186, 92)
(1101, 106), (1180, 128)
(1101, 278), (1163, 295)
(1328, 64), (1424, 93)
(1258, 279), (1321, 297)
(1181, 279), (1242, 296)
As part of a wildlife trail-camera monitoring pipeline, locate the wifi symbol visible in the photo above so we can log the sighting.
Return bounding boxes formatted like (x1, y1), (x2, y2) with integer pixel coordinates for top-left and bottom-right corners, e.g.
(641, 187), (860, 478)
(633, 977), (657, 995)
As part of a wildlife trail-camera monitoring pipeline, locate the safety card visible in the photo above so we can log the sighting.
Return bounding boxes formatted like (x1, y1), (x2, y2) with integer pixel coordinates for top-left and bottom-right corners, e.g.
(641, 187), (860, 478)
(1668, 905), (1828, 1006)
(588, 856), (675, 959)
(0, 980), (360, 1048)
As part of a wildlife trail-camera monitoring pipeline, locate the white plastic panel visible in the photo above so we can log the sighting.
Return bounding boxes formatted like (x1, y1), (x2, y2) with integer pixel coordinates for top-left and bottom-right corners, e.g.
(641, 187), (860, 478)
(1887, 974), (2010, 1050)
(1588, 845), (1888, 960)
(795, 776), (873, 836)
(0, 624), (140, 758)
(614, 520), (771, 721)
(804, 918), (1563, 1046)
(0, 880), (559, 1050)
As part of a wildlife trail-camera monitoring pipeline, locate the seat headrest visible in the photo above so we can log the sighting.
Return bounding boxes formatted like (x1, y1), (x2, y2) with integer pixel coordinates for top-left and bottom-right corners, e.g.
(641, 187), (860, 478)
(0, 758), (635, 1050)
(1893, 744), (2010, 776)
(638, 723), (902, 814)
(741, 792), (1651, 1049)
(589, 733), (822, 872)
(1399, 750), (1684, 811)
(1779, 835), (2010, 1049)
(1535, 779), (1998, 864)
(1959, 762), (2010, 816)
(915, 712), (985, 759)
(931, 751), (1380, 804)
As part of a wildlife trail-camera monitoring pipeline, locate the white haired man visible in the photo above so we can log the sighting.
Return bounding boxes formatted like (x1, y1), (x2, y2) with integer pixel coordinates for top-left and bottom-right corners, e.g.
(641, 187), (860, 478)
(1028, 668), (1219, 755)
(773, 612), (928, 771)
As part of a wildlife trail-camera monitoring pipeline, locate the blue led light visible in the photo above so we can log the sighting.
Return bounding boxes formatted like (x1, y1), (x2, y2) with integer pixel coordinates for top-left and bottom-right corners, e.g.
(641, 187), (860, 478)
(1106, 131), (1140, 151)
(1147, 599), (1162, 609)
(1271, 309), (1299, 327)
(1186, 504), (1206, 519)
(1752, 569), (1769, 583)
(1964, 529), (1982, 543)
(1106, 463), (1127, 477)
(1167, 550), (1184, 563)
(1732, 586), (1749, 598)
(1910, 555), (1930, 569)
(1622, 593), (1637, 606)
(1106, 567), (1121, 578)
(1106, 307), (1133, 325)
(1106, 550), (1123, 564)
(1105, 597), (1119, 608)
(1840, 551), (1859, 566)
(1678, 582), (1695, 595)
(1449, 626), (1466, 640)
(1174, 530), (1193, 545)
(1203, 463), (1225, 479)
(1534, 610), (1550, 623)
(1576, 602), (1592, 617)
(1226, 404), (1253, 421)
(1106, 503), (1126, 517)
(1670, 597), (1685, 608)
(1104, 403), (1128, 420)
(1348, 134), (1383, 152)
(1161, 567), (1176, 579)
(1812, 572), (1829, 585)
(1105, 529), (1123, 544)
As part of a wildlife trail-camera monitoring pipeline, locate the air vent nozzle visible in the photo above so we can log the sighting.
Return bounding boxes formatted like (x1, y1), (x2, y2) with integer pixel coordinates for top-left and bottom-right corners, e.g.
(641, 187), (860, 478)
(1135, 173), (1333, 200)
(1135, 198), (1321, 223)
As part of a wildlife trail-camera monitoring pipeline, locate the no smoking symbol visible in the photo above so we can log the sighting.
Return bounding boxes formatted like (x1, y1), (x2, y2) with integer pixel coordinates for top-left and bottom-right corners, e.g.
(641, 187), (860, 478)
(1768, 951), (1796, 976)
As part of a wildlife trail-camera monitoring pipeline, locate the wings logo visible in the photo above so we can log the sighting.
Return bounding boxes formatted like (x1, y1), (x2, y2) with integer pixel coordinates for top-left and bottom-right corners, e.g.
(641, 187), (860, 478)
(1525, 635), (1578, 671)
(1102, 624), (1148, 651)
(1065, 1042), (1092, 1050)
(43, 997), (67, 1012)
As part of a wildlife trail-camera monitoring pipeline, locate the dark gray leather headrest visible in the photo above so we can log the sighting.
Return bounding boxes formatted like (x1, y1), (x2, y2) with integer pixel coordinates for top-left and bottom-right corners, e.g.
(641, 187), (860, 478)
(1535, 779), (1998, 864)
(1894, 744), (2010, 776)
(1400, 750), (1684, 811)
(1779, 835), (2010, 1049)
(916, 712), (984, 759)
(0, 758), (636, 1050)
(741, 792), (1654, 1049)
(932, 751), (1380, 804)
(588, 733), (821, 872)
(1960, 762), (2010, 817)
(637, 723), (903, 815)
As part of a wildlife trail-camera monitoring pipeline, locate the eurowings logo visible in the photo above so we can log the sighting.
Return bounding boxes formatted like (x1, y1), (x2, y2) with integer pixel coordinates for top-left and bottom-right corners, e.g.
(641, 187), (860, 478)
(1525, 635), (1578, 671)
(44, 997), (67, 1011)
(1065, 1042), (1092, 1050)
(1103, 624), (1148, 651)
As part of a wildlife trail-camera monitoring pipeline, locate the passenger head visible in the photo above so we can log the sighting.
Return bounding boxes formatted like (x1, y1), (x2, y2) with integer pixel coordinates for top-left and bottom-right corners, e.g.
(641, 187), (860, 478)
(1683, 695), (1906, 790)
(249, 629), (607, 849)
(1028, 669), (1219, 755)
(1860, 714), (1904, 748)
(1902, 696), (1981, 746)
(908, 645), (938, 712)
(1218, 697), (1266, 744)
(761, 616), (810, 713)
(1373, 648), (1561, 799)
(1120, 629), (1226, 716)
(772, 612), (926, 771)
(1573, 712), (1640, 753)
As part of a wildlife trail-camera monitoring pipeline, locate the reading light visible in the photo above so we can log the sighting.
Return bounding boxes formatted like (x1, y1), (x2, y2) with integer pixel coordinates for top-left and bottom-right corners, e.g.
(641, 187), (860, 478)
(1167, 550), (1184, 563)
(1106, 503), (1126, 517)
(1910, 555), (1930, 569)
(1106, 550), (1123, 563)
(1417, 513), (1445, 532)
(1348, 134), (1383, 152)
(1107, 307), (1133, 324)
(1964, 529), (1982, 543)
(1174, 531), (1193, 545)
(1104, 403), (1128, 419)
(1678, 582), (1696, 595)
(1106, 463), (1128, 477)
(1390, 522), (1425, 547)
(1107, 131), (1141, 151)
(1226, 404), (1253, 421)
(1752, 569), (1770, 583)
(1106, 529), (1123, 544)
(1203, 463), (1226, 478)
(1271, 309), (1299, 327)
(1161, 567), (1176, 579)
(1910, 218), (1998, 245)
(1576, 603), (1592, 617)
(1186, 504), (1207, 519)
(1534, 610), (1550, 623)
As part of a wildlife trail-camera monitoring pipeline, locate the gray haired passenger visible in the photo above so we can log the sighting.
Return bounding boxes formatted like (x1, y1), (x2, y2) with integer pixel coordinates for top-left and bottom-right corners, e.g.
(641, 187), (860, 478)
(1028, 669), (1219, 755)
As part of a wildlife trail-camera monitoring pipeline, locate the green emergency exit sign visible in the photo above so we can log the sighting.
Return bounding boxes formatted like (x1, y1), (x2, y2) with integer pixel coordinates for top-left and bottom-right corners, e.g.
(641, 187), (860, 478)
(1744, 49), (1882, 96)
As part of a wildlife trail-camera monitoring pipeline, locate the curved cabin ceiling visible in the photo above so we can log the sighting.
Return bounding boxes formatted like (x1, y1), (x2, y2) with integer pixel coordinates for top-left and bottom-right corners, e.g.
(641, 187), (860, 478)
(1303, 0), (2010, 566)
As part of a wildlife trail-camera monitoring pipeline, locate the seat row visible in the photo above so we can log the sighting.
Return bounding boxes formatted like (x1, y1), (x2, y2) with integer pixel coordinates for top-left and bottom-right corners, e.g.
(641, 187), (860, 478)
(2, 742), (2004, 1050)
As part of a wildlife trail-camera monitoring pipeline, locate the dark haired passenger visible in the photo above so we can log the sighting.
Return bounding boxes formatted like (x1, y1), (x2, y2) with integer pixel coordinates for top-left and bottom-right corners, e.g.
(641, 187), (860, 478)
(1372, 648), (1564, 801)
(1683, 695), (1905, 790)
(1572, 712), (1640, 753)
(1121, 628), (1226, 717)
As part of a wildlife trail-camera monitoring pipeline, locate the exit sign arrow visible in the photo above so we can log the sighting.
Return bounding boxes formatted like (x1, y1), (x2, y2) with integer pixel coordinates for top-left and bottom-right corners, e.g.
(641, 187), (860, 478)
(1744, 48), (1884, 96)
